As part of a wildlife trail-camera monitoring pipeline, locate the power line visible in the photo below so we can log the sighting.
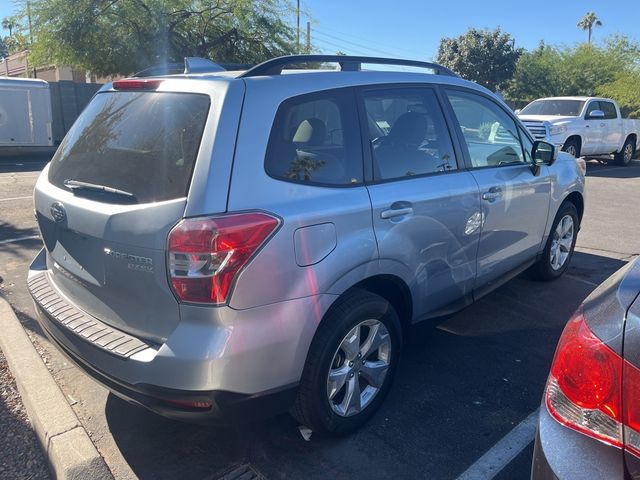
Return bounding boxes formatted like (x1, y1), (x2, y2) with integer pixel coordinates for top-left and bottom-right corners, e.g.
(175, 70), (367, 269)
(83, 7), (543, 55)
(314, 25), (429, 58)
(313, 30), (417, 59)
(311, 38), (412, 71)
(312, 32), (422, 63)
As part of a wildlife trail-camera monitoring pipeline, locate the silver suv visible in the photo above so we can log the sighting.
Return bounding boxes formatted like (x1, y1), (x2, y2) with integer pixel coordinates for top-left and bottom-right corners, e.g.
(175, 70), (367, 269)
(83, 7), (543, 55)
(28, 55), (585, 435)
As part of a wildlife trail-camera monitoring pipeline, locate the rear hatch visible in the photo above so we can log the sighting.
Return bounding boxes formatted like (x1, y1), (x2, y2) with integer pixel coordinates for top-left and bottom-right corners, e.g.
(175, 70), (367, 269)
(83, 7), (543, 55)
(34, 86), (211, 343)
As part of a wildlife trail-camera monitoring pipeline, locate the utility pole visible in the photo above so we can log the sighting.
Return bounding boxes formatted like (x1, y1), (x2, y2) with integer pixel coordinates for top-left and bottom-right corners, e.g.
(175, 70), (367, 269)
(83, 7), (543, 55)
(306, 21), (310, 53)
(296, 0), (300, 53)
(27, 0), (36, 78)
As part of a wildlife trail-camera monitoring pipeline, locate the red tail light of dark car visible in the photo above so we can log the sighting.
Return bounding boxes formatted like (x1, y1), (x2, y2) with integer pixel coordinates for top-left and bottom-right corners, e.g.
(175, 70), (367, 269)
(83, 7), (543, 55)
(546, 306), (640, 457)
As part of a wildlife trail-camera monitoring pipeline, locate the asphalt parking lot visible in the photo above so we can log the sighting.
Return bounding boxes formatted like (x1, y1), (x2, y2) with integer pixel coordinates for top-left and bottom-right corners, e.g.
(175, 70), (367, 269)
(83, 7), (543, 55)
(1, 155), (639, 480)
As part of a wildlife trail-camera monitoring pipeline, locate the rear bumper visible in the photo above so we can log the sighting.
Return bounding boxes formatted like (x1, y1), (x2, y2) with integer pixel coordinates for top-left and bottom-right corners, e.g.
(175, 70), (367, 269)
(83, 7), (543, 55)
(28, 248), (337, 422)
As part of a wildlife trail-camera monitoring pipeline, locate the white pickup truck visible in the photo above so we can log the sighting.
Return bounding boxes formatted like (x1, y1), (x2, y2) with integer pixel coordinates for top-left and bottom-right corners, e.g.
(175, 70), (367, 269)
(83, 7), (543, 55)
(517, 96), (639, 166)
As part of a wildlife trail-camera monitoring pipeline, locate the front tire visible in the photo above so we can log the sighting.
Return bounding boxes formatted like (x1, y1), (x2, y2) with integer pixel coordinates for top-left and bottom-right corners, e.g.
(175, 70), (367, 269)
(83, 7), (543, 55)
(615, 137), (635, 166)
(530, 202), (579, 281)
(562, 138), (580, 158)
(291, 290), (402, 435)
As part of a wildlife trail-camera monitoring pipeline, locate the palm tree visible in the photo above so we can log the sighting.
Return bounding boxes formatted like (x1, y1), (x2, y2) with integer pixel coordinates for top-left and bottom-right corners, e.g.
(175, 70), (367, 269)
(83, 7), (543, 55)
(577, 12), (603, 45)
(2, 18), (16, 37)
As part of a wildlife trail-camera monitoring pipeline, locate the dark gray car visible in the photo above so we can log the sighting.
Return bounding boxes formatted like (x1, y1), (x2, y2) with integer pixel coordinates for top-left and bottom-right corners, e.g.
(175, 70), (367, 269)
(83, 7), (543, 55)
(533, 257), (640, 479)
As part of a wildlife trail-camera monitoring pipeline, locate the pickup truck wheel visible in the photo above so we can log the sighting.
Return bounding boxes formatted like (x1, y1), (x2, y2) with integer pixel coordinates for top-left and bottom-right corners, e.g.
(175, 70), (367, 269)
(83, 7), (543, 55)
(530, 202), (579, 281)
(615, 138), (635, 166)
(562, 139), (580, 158)
(291, 290), (402, 435)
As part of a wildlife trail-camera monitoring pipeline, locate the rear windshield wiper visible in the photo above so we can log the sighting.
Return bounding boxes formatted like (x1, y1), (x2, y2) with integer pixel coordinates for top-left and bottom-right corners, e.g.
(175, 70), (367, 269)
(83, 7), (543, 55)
(63, 179), (136, 200)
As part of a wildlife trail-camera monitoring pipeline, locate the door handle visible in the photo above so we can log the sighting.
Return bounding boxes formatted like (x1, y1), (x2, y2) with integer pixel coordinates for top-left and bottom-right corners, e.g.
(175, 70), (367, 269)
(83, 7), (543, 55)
(482, 187), (503, 202)
(381, 207), (413, 219)
(600, 123), (606, 127)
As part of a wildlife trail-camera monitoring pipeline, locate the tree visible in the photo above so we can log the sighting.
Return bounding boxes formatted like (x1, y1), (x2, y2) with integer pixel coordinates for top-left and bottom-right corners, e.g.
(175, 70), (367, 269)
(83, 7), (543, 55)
(577, 12), (602, 45)
(597, 72), (640, 118)
(2, 17), (17, 36)
(436, 28), (522, 92)
(506, 42), (562, 103)
(506, 35), (640, 105)
(0, 14), (29, 55)
(23, 0), (300, 77)
(0, 37), (8, 58)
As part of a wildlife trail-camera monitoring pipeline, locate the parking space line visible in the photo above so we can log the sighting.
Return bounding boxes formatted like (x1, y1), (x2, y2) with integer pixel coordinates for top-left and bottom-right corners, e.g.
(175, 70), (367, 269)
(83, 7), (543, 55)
(563, 274), (599, 287)
(455, 409), (539, 480)
(0, 235), (40, 245)
(0, 196), (32, 202)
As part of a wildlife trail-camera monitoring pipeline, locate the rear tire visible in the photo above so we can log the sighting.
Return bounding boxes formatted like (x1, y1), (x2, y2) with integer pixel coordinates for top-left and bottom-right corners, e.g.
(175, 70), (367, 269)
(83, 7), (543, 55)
(615, 137), (635, 166)
(562, 138), (580, 158)
(291, 289), (402, 435)
(530, 202), (579, 281)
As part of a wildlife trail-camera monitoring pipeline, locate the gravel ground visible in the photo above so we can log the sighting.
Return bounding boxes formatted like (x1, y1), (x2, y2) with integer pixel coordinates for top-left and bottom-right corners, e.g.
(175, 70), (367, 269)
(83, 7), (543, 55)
(0, 348), (50, 480)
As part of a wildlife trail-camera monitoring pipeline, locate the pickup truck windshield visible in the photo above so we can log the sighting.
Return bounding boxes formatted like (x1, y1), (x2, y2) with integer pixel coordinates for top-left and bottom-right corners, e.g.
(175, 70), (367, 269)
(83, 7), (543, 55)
(48, 91), (210, 204)
(520, 100), (585, 117)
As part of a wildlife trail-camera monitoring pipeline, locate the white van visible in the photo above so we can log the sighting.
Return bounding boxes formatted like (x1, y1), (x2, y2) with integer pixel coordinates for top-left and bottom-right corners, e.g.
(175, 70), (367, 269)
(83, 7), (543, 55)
(0, 77), (53, 148)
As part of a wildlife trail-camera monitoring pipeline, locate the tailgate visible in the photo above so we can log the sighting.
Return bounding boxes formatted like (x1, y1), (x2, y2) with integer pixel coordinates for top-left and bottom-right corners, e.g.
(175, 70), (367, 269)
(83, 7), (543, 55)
(34, 89), (211, 343)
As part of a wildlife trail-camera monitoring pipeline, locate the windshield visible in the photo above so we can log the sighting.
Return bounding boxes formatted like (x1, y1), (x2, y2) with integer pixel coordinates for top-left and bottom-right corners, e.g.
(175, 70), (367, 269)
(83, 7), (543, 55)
(520, 99), (585, 117)
(48, 91), (210, 204)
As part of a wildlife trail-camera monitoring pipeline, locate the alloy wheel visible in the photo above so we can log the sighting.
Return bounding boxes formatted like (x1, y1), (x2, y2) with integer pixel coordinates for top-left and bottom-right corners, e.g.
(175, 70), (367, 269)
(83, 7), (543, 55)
(550, 215), (574, 270)
(624, 143), (634, 163)
(565, 145), (577, 157)
(326, 319), (391, 417)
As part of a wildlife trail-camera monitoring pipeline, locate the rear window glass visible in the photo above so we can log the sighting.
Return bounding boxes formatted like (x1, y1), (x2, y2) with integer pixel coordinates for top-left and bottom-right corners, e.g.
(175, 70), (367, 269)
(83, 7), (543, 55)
(48, 91), (210, 204)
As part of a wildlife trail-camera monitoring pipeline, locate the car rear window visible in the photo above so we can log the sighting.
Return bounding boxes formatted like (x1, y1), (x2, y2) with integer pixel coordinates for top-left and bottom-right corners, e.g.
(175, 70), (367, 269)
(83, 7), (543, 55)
(48, 91), (210, 204)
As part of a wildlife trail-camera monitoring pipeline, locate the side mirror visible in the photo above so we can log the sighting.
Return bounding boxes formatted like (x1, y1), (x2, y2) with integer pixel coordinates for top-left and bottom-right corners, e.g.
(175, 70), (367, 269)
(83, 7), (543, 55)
(514, 108), (521, 115)
(587, 109), (605, 120)
(532, 140), (557, 167)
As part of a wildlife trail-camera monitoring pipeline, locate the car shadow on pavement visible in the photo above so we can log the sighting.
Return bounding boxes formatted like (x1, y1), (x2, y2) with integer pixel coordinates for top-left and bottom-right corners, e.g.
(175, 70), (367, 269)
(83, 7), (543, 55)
(585, 159), (640, 179)
(0, 221), (41, 258)
(99, 251), (625, 480)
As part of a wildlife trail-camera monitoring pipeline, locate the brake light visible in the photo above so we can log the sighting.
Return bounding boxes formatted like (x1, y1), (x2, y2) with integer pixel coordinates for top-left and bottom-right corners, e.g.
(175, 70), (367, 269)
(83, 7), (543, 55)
(112, 78), (163, 90)
(167, 213), (279, 304)
(546, 307), (640, 457)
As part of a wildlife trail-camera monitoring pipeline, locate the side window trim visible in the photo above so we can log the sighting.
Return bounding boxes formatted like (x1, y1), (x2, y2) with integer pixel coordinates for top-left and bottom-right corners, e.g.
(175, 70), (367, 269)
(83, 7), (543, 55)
(354, 83), (463, 185)
(441, 85), (530, 171)
(517, 126), (534, 164)
(263, 86), (365, 188)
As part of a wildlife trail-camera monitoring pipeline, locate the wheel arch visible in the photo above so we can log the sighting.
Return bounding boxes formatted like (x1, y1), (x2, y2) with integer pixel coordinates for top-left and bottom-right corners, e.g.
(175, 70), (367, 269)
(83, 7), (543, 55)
(324, 273), (413, 337)
(563, 191), (584, 224)
(564, 135), (582, 154)
(625, 133), (637, 152)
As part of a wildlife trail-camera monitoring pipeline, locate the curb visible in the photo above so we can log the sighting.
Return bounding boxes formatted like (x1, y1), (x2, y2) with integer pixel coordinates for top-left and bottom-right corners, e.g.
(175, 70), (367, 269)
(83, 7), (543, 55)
(0, 296), (112, 480)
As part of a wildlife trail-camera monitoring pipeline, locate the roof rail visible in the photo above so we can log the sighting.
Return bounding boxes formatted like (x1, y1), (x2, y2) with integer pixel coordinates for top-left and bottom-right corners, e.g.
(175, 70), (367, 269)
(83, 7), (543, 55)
(239, 55), (458, 78)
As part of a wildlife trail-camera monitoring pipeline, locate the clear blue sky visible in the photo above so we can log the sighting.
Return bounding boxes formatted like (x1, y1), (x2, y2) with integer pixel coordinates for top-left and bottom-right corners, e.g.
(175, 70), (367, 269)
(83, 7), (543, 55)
(304, 0), (638, 60)
(1, 0), (637, 61)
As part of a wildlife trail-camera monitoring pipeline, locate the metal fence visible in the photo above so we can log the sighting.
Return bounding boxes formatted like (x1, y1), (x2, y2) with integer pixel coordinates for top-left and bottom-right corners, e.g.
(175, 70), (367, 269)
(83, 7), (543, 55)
(49, 81), (102, 144)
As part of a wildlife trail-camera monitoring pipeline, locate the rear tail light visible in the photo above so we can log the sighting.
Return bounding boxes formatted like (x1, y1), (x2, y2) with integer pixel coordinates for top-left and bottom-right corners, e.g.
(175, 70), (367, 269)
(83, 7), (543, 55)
(546, 307), (640, 457)
(167, 212), (279, 304)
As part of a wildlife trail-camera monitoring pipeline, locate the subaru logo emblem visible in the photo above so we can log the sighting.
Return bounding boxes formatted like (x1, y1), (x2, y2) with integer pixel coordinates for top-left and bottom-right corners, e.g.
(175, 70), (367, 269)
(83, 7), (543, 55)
(50, 202), (66, 223)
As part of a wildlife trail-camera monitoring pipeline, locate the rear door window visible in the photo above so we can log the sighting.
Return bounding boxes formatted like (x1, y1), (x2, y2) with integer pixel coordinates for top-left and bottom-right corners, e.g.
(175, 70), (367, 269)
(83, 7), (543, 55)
(600, 101), (618, 119)
(361, 87), (457, 181)
(48, 91), (210, 204)
(264, 88), (363, 186)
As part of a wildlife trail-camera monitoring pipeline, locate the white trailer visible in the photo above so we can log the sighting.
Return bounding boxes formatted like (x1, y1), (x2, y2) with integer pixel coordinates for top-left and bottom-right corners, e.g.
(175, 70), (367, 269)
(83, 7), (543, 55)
(0, 77), (53, 147)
